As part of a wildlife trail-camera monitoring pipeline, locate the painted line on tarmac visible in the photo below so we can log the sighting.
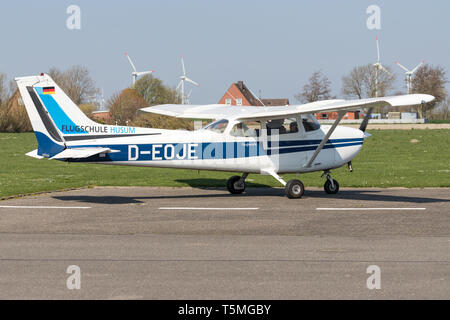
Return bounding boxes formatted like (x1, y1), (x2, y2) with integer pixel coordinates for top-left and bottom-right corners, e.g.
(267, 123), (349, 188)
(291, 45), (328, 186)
(316, 207), (426, 211)
(159, 207), (259, 211)
(0, 206), (91, 209)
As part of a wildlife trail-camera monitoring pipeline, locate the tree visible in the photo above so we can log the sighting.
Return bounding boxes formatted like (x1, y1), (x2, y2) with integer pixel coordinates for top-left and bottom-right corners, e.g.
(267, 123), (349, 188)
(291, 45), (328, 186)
(295, 71), (332, 103)
(108, 89), (147, 125)
(132, 113), (193, 131)
(79, 103), (96, 119)
(108, 74), (191, 129)
(429, 98), (449, 120)
(0, 73), (8, 107)
(411, 64), (448, 118)
(341, 64), (395, 99)
(133, 74), (180, 106)
(0, 89), (32, 132)
(48, 65), (99, 105)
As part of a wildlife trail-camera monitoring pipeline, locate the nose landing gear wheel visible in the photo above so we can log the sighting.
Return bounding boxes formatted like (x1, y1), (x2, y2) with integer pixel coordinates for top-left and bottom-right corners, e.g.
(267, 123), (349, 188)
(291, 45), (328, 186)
(285, 179), (305, 199)
(227, 175), (246, 194)
(324, 179), (339, 194)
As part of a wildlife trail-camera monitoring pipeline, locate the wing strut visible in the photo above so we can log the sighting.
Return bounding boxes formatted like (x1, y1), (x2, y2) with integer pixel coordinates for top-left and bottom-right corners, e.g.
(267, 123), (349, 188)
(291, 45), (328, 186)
(304, 111), (346, 168)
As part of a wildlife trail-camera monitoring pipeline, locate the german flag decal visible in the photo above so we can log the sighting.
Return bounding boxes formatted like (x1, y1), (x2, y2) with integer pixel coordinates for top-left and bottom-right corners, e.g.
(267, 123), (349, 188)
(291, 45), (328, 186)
(42, 87), (55, 95)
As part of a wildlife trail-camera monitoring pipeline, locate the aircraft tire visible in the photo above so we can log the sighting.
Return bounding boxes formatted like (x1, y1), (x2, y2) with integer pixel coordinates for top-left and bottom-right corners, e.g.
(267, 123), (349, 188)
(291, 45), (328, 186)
(227, 175), (246, 194)
(324, 179), (339, 194)
(285, 179), (305, 199)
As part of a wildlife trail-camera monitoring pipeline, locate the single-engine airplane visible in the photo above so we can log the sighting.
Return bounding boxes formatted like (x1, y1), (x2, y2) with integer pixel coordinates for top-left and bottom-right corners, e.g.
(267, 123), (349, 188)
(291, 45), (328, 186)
(16, 74), (434, 198)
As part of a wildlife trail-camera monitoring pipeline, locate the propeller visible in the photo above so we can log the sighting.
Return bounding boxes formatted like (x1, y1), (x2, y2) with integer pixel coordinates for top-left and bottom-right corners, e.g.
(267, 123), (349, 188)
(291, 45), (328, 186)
(346, 107), (373, 172)
(359, 107), (373, 132)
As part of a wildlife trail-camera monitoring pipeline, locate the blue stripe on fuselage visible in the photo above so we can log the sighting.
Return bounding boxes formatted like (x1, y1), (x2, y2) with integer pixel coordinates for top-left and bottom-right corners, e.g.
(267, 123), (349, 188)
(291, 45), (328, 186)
(65, 138), (363, 162)
(268, 137), (363, 148)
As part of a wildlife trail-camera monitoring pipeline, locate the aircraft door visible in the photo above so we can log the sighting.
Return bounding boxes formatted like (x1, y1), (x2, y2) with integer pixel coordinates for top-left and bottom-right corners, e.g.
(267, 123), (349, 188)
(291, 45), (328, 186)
(263, 117), (307, 171)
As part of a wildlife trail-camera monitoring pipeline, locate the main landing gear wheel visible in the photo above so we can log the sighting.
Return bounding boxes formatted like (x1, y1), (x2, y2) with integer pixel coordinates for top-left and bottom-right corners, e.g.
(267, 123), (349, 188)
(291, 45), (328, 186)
(324, 178), (339, 194)
(285, 179), (305, 199)
(227, 175), (246, 194)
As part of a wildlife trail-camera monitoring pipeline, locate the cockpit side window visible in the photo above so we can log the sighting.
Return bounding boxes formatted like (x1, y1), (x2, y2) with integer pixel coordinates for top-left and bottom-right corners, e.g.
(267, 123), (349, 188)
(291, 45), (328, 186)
(203, 119), (229, 133)
(266, 118), (299, 135)
(230, 121), (260, 137)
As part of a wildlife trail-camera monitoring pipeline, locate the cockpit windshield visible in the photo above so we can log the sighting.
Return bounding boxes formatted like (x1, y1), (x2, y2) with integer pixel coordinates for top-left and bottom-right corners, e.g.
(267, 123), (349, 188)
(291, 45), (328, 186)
(202, 119), (229, 133)
(300, 114), (320, 132)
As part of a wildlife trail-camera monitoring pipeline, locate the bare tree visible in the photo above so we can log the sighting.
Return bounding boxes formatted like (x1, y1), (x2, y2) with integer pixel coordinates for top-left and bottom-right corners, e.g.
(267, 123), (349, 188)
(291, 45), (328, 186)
(48, 65), (99, 105)
(0, 74), (32, 132)
(411, 64), (448, 118)
(429, 99), (449, 120)
(341, 64), (395, 99)
(295, 71), (332, 103)
(0, 89), (32, 132)
(0, 73), (8, 107)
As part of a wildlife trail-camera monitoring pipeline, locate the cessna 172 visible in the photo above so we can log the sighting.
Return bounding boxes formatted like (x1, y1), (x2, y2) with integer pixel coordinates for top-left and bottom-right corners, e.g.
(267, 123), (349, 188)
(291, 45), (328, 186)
(16, 74), (433, 198)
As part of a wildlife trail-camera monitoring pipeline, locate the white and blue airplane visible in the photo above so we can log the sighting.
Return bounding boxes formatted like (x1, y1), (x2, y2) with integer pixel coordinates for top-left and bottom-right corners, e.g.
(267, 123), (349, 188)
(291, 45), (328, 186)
(16, 74), (433, 198)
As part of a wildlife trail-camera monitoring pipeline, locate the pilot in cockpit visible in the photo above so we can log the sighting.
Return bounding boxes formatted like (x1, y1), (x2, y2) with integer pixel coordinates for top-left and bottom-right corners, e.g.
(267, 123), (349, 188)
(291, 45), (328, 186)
(266, 119), (286, 134)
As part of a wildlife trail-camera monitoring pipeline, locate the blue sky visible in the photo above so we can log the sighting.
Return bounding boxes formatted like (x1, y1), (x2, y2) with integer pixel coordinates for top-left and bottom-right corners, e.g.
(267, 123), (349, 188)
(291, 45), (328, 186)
(0, 0), (448, 105)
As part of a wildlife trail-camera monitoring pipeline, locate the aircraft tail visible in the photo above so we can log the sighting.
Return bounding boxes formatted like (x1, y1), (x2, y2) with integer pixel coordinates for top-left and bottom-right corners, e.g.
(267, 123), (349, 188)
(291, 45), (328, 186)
(15, 74), (99, 158)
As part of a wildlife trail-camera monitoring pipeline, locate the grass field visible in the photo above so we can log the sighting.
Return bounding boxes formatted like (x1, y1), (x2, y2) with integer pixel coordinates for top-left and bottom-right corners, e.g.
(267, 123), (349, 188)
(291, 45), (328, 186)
(0, 130), (449, 198)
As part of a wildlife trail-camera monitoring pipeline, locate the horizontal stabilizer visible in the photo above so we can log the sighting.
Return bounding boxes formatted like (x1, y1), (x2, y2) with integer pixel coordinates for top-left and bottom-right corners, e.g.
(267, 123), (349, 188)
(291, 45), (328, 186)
(26, 149), (44, 159)
(50, 147), (119, 160)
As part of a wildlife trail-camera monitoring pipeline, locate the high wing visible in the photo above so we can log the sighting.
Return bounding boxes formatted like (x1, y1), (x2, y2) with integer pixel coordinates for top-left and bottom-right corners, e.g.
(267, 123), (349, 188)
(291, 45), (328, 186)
(140, 94), (434, 120)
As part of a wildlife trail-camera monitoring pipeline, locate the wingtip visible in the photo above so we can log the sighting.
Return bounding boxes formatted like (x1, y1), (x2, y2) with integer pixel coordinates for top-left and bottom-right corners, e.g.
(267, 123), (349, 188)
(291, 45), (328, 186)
(423, 94), (435, 103)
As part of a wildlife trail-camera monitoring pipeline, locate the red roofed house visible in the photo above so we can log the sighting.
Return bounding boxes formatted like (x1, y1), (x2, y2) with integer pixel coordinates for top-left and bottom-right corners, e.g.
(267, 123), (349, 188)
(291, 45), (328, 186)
(218, 81), (289, 107)
(315, 111), (360, 120)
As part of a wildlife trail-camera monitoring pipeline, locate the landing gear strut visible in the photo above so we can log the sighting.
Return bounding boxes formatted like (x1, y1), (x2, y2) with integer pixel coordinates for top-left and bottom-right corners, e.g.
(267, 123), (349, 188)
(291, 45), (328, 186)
(226, 173), (248, 194)
(322, 170), (339, 194)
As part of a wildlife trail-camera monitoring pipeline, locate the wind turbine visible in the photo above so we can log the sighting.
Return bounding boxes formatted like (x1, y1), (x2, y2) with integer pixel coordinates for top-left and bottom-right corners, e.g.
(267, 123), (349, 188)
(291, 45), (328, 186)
(184, 89), (193, 105)
(395, 60), (424, 94)
(373, 36), (391, 98)
(177, 56), (199, 104)
(125, 52), (154, 85)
